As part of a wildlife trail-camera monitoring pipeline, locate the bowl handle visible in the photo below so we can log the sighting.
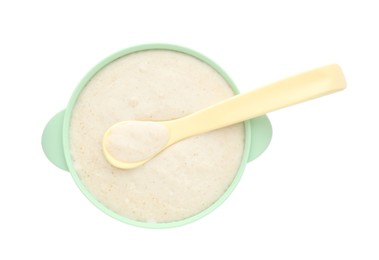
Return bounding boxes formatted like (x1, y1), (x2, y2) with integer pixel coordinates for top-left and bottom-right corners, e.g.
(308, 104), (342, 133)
(247, 115), (272, 162)
(41, 110), (69, 171)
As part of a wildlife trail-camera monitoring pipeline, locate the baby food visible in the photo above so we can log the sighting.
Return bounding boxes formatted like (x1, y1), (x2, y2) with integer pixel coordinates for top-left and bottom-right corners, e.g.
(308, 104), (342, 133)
(69, 50), (245, 223)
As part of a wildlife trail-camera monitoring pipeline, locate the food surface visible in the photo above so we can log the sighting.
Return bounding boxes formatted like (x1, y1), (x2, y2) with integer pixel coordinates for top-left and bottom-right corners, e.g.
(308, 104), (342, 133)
(69, 50), (245, 223)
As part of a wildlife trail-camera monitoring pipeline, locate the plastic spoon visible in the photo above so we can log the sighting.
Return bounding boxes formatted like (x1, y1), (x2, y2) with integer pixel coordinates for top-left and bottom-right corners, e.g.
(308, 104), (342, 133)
(103, 64), (346, 169)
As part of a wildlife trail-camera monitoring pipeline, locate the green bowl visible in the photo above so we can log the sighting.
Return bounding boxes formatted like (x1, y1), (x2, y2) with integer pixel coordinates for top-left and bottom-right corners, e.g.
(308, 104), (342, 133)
(41, 44), (273, 228)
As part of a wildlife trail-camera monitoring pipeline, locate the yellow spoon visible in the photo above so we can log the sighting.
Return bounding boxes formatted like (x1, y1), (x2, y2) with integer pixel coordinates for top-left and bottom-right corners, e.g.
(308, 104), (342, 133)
(103, 64), (346, 169)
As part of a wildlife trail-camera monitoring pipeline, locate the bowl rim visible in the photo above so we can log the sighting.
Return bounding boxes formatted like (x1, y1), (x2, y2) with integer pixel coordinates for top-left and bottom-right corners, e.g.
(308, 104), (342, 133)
(62, 43), (251, 228)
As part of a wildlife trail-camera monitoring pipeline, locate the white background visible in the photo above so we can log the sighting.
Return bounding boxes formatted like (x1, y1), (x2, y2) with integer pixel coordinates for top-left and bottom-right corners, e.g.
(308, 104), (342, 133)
(1, 0), (378, 259)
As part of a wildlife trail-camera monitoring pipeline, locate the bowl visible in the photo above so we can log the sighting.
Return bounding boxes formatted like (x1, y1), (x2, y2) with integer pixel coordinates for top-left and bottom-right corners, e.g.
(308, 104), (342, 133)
(41, 44), (272, 228)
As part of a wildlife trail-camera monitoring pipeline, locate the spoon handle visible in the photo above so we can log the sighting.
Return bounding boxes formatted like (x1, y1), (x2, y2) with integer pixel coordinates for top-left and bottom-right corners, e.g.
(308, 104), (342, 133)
(169, 64), (346, 141)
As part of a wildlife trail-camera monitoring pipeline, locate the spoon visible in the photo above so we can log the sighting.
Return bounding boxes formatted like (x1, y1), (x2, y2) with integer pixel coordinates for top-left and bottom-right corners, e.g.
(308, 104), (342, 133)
(103, 64), (346, 169)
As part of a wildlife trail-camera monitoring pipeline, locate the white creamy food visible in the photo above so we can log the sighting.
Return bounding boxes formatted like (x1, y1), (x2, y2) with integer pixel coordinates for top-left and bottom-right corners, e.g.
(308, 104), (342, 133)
(69, 50), (245, 223)
(104, 121), (169, 163)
